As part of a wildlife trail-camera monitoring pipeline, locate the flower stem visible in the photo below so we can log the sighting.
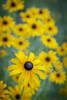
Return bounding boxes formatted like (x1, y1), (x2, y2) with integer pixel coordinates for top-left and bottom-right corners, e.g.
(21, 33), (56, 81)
(20, 86), (24, 100)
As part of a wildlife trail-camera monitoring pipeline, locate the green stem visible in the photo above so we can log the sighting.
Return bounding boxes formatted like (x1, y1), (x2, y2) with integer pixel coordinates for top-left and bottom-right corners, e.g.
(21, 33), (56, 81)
(33, 78), (48, 100)
(20, 87), (24, 100)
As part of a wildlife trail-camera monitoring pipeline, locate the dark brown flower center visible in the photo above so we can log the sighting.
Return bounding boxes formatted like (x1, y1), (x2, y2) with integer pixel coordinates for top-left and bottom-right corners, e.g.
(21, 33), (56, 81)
(28, 83), (30, 87)
(26, 15), (30, 18)
(61, 48), (64, 52)
(15, 94), (20, 99)
(11, 2), (16, 7)
(47, 39), (51, 42)
(19, 42), (23, 45)
(56, 73), (60, 77)
(39, 10), (43, 14)
(49, 27), (52, 30)
(47, 19), (51, 22)
(24, 61), (33, 70)
(3, 37), (8, 42)
(19, 28), (23, 31)
(46, 57), (50, 61)
(3, 20), (7, 25)
(32, 24), (37, 29)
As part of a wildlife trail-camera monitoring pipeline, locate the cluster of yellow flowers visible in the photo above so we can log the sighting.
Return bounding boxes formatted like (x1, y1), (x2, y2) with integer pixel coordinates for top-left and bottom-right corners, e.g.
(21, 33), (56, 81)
(0, 0), (67, 100)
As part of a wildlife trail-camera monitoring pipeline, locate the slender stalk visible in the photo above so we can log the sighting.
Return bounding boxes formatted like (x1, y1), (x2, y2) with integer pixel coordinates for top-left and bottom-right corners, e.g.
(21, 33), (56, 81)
(20, 86), (24, 100)
(33, 78), (48, 100)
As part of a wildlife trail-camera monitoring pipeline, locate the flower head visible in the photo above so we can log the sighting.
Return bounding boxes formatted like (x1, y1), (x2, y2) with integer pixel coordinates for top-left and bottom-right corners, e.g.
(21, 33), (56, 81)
(7, 51), (46, 87)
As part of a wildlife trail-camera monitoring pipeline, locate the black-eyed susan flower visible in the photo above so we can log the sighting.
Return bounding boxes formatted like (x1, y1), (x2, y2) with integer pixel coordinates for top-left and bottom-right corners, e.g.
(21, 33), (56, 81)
(53, 61), (63, 71)
(27, 20), (44, 37)
(12, 38), (29, 50)
(44, 24), (58, 36)
(0, 16), (15, 30)
(27, 7), (38, 15)
(43, 16), (55, 25)
(0, 34), (14, 47)
(0, 95), (11, 100)
(39, 51), (58, 68)
(63, 57), (67, 67)
(62, 42), (67, 51)
(57, 46), (67, 56)
(41, 35), (58, 49)
(2, 0), (24, 13)
(13, 24), (31, 38)
(0, 50), (7, 57)
(20, 11), (35, 22)
(49, 71), (66, 84)
(0, 81), (7, 97)
(34, 8), (50, 19)
(7, 51), (46, 87)
(7, 85), (32, 100)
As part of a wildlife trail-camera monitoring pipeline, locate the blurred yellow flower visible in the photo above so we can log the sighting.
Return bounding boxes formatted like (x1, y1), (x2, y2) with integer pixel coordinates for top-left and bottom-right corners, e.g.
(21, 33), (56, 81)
(57, 46), (67, 56)
(39, 51), (58, 68)
(0, 95), (11, 100)
(12, 38), (29, 50)
(0, 16), (15, 30)
(0, 81), (7, 97)
(62, 42), (67, 51)
(34, 8), (50, 19)
(7, 51), (46, 87)
(0, 34), (14, 47)
(13, 24), (31, 38)
(53, 61), (63, 71)
(43, 16), (55, 25)
(44, 24), (58, 36)
(63, 57), (67, 67)
(0, 50), (7, 57)
(49, 71), (66, 84)
(27, 20), (44, 37)
(7, 85), (32, 100)
(2, 0), (24, 12)
(20, 11), (35, 22)
(41, 35), (58, 49)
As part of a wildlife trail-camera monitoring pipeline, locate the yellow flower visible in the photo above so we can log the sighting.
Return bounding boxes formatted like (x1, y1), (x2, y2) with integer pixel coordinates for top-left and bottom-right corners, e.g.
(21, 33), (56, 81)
(63, 57), (67, 67)
(27, 20), (44, 37)
(7, 85), (32, 100)
(0, 50), (7, 57)
(0, 28), (11, 35)
(34, 8), (50, 19)
(49, 71), (66, 84)
(62, 42), (67, 51)
(39, 51), (58, 68)
(41, 35), (58, 49)
(20, 11), (35, 22)
(57, 46), (67, 56)
(12, 38), (29, 50)
(7, 51), (46, 87)
(13, 24), (31, 38)
(0, 34), (14, 47)
(44, 24), (58, 36)
(2, 0), (24, 12)
(53, 61), (63, 71)
(0, 16), (15, 30)
(43, 16), (55, 25)
(0, 81), (7, 97)
(0, 95), (11, 100)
